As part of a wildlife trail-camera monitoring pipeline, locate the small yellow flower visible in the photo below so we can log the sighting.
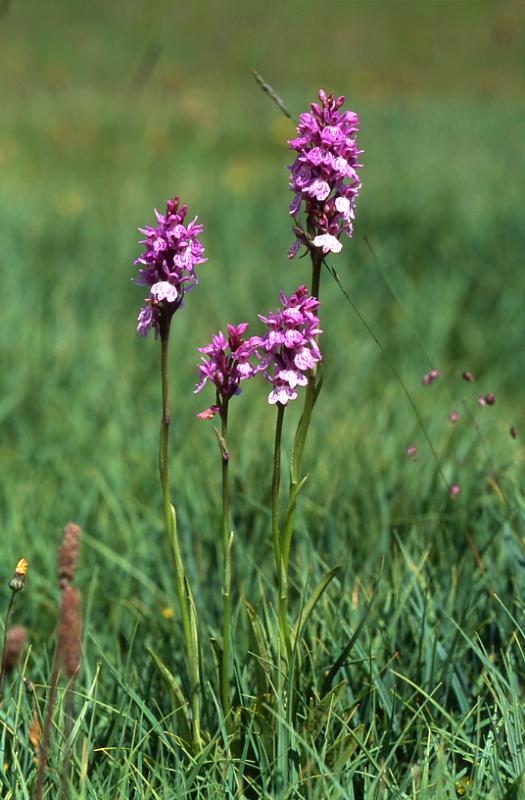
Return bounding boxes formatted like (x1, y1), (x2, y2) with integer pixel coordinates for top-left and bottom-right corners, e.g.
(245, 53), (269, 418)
(15, 558), (28, 577)
(9, 558), (28, 592)
(161, 607), (174, 620)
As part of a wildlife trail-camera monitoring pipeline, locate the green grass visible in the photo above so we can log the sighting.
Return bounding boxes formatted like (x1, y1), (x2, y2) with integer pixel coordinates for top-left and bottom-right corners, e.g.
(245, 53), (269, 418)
(1, 1), (525, 797)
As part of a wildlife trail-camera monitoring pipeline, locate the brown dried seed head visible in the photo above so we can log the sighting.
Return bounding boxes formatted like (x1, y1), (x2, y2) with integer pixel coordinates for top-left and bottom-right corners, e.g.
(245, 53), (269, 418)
(58, 522), (81, 589)
(58, 586), (82, 680)
(3, 625), (27, 672)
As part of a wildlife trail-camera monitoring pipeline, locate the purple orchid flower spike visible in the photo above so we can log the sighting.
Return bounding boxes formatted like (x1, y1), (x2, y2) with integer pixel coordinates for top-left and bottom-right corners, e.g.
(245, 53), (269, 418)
(252, 285), (322, 405)
(287, 90), (362, 259)
(133, 196), (207, 337)
(194, 323), (257, 419)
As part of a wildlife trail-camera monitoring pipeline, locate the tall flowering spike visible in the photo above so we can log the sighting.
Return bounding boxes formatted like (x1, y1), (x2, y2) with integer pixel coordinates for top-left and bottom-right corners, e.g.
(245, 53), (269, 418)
(58, 586), (82, 680)
(194, 323), (257, 419)
(58, 522), (81, 590)
(287, 90), (362, 258)
(133, 196), (207, 337)
(253, 285), (322, 405)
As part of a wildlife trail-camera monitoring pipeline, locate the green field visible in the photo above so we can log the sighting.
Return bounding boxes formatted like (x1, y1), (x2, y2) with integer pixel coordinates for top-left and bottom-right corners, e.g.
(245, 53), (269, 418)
(1, 1), (525, 797)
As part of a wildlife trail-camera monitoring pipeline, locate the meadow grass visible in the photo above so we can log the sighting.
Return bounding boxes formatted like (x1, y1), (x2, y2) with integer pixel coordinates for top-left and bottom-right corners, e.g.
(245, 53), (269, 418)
(1, 1), (525, 797)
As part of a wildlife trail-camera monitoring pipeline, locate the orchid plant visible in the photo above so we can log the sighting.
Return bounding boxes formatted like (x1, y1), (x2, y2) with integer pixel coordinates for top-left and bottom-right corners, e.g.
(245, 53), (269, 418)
(133, 89), (362, 750)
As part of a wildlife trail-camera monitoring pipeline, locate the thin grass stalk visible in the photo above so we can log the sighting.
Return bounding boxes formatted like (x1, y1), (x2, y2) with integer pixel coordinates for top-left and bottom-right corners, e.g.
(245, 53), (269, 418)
(219, 403), (233, 729)
(34, 648), (60, 800)
(159, 319), (201, 750)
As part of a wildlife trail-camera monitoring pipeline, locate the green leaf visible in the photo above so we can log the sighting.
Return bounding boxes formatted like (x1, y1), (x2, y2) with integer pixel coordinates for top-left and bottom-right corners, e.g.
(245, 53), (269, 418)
(291, 565), (341, 648)
(243, 595), (271, 700)
(146, 645), (191, 747)
(304, 681), (346, 741)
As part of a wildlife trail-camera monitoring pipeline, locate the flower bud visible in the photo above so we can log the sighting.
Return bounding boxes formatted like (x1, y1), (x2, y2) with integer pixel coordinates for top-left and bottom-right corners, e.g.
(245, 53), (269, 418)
(8, 558), (28, 593)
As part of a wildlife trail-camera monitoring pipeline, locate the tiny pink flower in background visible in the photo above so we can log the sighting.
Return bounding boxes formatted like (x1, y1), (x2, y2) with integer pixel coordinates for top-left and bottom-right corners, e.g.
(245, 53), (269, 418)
(449, 484), (461, 497)
(133, 196), (206, 337)
(422, 369), (440, 386)
(448, 411), (460, 424)
(462, 371), (475, 383)
(287, 90), (362, 258)
(406, 445), (417, 460)
(478, 393), (495, 407)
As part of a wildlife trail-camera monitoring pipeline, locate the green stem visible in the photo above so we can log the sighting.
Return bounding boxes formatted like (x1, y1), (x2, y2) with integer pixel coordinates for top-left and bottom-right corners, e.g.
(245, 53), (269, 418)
(219, 403), (233, 729)
(272, 403), (292, 661)
(0, 592), (15, 696)
(159, 319), (201, 751)
(282, 249), (323, 573)
(310, 248), (322, 301)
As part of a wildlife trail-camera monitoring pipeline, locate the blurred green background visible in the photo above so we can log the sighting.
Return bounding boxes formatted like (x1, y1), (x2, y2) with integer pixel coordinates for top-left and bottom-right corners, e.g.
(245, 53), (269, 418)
(1, 0), (524, 636)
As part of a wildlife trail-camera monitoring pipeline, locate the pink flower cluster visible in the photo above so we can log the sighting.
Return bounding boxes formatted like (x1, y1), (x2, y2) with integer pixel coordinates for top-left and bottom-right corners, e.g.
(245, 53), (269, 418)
(195, 286), (322, 413)
(194, 323), (256, 419)
(134, 197), (207, 337)
(252, 285), (322, 405)
(288, 90), (362, 259)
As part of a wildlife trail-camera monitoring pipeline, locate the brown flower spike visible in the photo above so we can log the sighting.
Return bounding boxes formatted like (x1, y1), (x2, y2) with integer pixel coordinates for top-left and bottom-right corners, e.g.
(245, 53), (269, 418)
(58, 586), (82, 680)
(58, 522), (81, 590)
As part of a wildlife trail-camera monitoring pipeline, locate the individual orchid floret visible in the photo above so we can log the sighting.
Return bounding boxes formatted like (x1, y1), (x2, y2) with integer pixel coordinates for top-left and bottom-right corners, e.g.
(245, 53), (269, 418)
(252, 285), (322, 405)
(133, 196), (207, 337)
(287, 89), (362, 258)
(194, 323), (257, 419)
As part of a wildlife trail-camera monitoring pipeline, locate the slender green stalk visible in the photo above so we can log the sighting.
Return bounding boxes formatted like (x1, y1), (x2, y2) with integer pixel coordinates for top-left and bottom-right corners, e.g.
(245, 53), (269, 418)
(280, 249), (323, 647)
(159, 319), (201, 751)
(271, 404), (284, 571)
(271, 403), (292, 660)
(219, 403), (233, 729)
(284, 250), (322, 553)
